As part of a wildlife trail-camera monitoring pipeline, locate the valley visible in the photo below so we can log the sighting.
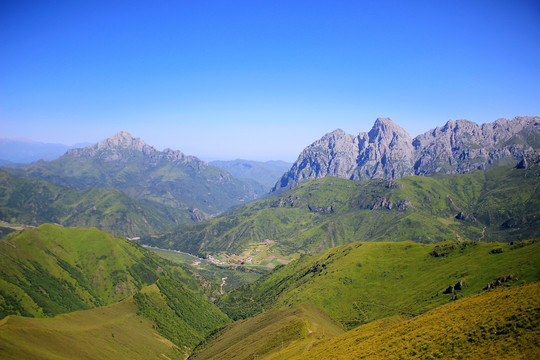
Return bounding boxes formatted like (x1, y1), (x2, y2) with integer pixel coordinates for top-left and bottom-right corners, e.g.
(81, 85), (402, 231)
(0, 117), (539, 359)
(4, 0), (540, 355)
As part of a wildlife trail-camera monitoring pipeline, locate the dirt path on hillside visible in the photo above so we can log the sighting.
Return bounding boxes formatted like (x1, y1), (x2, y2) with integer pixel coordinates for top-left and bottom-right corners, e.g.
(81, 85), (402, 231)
(220, 277), (227, 294)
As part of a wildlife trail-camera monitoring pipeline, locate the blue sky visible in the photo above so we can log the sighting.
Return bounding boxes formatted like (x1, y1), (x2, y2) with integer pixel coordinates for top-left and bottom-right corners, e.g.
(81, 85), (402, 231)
(1, 1), (539, 161)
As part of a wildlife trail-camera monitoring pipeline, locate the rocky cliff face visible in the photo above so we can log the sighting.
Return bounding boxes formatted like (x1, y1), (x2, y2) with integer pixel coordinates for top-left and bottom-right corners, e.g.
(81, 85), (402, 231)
(355, 118), (415, 180)
(412, 117), (539, 174)
(274, 116), (539, 191)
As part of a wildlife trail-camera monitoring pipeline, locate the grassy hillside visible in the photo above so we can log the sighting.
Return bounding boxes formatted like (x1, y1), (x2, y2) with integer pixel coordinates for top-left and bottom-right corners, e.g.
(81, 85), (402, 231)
(190, 303), (344, 360)
(0, 169), (190, 237)
(290, 282), (540, 360)
(0, 280), (230, 360)
(144, 165), (540, 259)
(0, 224), (212, 318)
(0, 297), (185, 360)
(0, 224), (231, 358)
(219, 239), (540, 329)
(134, 279), (230, 352)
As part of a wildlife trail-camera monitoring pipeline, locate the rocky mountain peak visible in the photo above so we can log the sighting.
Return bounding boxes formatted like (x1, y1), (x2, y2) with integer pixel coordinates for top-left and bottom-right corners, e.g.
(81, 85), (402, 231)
(355, 117), (415, 180)
(62, 131), (210, 170)
(325, 128), (348, 137)
(367, 117), (413, 145)
(319, 128), (357, 148)
(371, 117), (400, 131)
(162, 148), (206, 165)
(97, 131), (152, 152)
(109, 130), (135, 142)
(64, 131), (157, 160)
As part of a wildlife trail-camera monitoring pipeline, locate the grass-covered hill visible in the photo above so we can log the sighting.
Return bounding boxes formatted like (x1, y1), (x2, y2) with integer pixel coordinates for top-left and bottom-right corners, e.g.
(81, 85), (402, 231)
(0, 296), (185, 360)
(190, 303), (345, 360)
(193, 284), (540, 359)
(219, 239), (540, 329)
(289, 282), (540, 360)
(0, 224), (231, 358)
(0, 224), (214, 318)
(143, 164), (540, 258)
(0, 278), (230, 360)
(0, 170), (190, 237)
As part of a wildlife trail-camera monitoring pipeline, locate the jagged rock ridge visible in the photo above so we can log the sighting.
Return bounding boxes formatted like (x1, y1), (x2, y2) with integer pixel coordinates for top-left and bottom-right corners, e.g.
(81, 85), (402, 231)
(274, 116), (539, 191)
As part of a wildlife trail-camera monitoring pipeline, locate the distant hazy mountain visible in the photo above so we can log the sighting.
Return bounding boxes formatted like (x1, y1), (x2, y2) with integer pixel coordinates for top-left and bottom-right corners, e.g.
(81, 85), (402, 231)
(0, 138), (90, 163)
(0, 159), (17, 167)
(5, 131), (262, 216)
(274, 116), (539, 191)
(210, 159), (292, 192)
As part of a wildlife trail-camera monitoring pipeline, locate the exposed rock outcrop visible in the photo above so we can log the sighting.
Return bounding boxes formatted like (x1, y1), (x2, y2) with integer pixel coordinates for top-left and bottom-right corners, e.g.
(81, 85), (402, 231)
(484, 275), (514, 290)
(190, 208), (208, 223)
(308, 205), (333, 214)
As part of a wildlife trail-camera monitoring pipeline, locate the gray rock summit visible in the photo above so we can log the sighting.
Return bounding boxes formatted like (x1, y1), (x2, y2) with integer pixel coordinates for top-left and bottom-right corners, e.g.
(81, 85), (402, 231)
(274, 116), (539, 191)
(67, 131), (203, 164)
(357, 117), (415, 179)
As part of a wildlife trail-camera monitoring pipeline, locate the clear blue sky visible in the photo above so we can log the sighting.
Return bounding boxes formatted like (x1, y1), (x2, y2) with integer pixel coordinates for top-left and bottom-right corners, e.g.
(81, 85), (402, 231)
(1, 0), (539, 161)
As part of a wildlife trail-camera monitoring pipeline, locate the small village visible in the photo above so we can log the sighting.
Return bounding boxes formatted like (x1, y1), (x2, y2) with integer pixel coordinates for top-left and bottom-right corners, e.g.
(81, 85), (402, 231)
(201, 239), (292, 269)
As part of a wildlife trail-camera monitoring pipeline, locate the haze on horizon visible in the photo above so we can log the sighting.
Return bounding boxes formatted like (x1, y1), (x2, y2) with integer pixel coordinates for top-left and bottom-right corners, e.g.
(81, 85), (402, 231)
(1, 1), (539, 162)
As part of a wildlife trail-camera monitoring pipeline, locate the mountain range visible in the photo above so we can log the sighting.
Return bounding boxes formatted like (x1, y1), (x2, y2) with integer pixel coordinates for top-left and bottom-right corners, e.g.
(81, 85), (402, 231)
(210, 159), (292, 192)
(274, 116), (539, 191)
(0, 138), (90, 164)
(5, 131), (264, 220)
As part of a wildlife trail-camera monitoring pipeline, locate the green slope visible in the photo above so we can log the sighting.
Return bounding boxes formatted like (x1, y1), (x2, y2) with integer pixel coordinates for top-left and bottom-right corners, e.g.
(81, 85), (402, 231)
(0, 169), (190, 237)
(134, 279), (230, 353)
(0, 224), (231, 358)
(0, 297), (185, 360)
(219, 239), (540, 329)
(190, 303), (344, 360)
(0, 280), (230, 360)
(0, 224), (212, 318)
(144, 165), (540, 259)
(290, 283), (540, 360)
